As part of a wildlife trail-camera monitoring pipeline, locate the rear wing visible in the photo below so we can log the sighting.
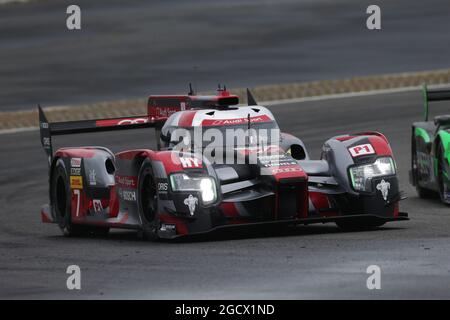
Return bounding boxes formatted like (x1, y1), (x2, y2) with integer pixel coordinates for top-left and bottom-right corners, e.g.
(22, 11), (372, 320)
(422, 84), (450, 121)
(39, 87), (248, 165)
(38, 105), (166, 166)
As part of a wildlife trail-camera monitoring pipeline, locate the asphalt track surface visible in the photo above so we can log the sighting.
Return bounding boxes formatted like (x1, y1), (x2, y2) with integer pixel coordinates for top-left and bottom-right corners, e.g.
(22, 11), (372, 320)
(2, 90), (450, 299)
(2, 0), (450, 110)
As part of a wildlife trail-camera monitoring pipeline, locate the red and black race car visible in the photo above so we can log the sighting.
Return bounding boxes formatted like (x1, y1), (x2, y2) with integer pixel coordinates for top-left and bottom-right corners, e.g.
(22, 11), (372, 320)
(39, 87), (408, 239)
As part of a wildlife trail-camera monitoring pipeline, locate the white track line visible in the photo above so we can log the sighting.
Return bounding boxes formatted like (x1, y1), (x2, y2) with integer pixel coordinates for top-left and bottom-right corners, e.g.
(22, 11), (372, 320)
(1, 83), (449, 135)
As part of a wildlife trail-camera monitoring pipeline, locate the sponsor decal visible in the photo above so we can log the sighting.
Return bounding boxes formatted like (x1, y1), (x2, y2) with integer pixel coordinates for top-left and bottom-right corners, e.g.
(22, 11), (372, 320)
(43, 137), (51, 148)
(71, 158), (81, 168)
(70, 167), (81, 176)
(154, 106), (180, 117)
(117, 118), (148, 125)
(180, 157), (202, 168)
(116, 175), (137, 189)
(88, 169), (97, 186)
(96, 118), (148, 127)
(40, 122), (49, 129)
(348, 144), (375, 157)
(201, 115), (271, 126)
(160, 223), (176, 231)
(270, 167), (302, 174)
(119, 189), (136, 201)
(258, 154), (297, 168)
(92, 199), (103, 213)
(158, 182), (168, 192)
(376, 179), (390, 201)
(70, 176), (83, 189)
(183, 194), (198, 216)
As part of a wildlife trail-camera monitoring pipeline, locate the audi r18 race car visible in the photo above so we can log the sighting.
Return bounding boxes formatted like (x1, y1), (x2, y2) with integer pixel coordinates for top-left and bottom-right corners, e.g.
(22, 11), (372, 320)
(39, 87), (408, 239)
(410, 85), (450, 204)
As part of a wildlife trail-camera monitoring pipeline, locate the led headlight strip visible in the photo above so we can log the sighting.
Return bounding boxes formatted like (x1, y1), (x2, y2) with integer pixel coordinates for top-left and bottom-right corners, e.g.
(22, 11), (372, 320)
(170, 173), (217, 204)
(349, 157), (395, 192)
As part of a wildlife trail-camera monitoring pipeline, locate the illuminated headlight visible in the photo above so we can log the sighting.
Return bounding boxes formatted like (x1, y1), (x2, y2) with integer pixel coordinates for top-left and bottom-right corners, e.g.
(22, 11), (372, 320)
(349, 157), (396, 192)
(170, 173), (217, 204)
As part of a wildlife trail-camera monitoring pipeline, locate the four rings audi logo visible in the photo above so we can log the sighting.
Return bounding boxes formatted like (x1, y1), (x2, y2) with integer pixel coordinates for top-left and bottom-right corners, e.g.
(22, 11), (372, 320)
(117, 118), (149, 125)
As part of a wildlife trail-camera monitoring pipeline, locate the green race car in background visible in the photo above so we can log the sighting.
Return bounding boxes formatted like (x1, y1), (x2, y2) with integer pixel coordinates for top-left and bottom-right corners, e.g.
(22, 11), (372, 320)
(411, 85), (450, 204)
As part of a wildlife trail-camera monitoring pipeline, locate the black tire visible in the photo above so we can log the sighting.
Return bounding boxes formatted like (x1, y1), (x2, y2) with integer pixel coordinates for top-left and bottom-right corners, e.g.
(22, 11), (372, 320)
(137, 159), (159, 240)
(412, 140), (436, 198)
(336, 220), (385, 231)
(51, 159), (86, 236)
(437, 143), (450, 204)
(51, 159), (110, 237)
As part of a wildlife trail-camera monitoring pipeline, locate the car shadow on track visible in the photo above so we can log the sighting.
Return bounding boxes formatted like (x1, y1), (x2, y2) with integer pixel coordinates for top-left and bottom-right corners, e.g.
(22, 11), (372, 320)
(44, 224), (406, 244)
(407, 194), (446, 207)
(174, 224), (405, 243)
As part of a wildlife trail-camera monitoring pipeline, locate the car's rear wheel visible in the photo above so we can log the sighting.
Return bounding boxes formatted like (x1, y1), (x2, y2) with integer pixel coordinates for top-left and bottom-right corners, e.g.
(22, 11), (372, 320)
(437, 143), (450, 204)
(51, 159), (110, 237)
(137, 159), (159, 240)
(51, 159), (86, 236)
(336, 220), (385, 231)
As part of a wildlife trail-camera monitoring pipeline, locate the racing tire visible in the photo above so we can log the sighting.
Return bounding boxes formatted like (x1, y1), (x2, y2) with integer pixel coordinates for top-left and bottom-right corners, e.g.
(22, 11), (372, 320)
(437, 143), (450, 205)
(335, 220), (385, 231)
(412, 141), (436, 198)
(51, 159), (87, 237)
(137, 159), (159, 240)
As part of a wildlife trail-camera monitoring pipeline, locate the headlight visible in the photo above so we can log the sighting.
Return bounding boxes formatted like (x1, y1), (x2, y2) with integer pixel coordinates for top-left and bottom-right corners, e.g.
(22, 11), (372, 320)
(349, 157), (395, 192)
(170, 173), (217, 204)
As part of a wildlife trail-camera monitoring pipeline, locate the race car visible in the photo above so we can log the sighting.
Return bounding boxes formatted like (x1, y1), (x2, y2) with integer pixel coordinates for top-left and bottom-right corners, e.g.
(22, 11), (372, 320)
(39, 86), (408, 239)
(410, 85), (450, 203)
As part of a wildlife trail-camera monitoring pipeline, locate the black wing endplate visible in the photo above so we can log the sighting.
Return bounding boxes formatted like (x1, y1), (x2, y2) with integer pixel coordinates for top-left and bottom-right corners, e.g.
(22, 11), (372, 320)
(422, 84), (450, 121)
